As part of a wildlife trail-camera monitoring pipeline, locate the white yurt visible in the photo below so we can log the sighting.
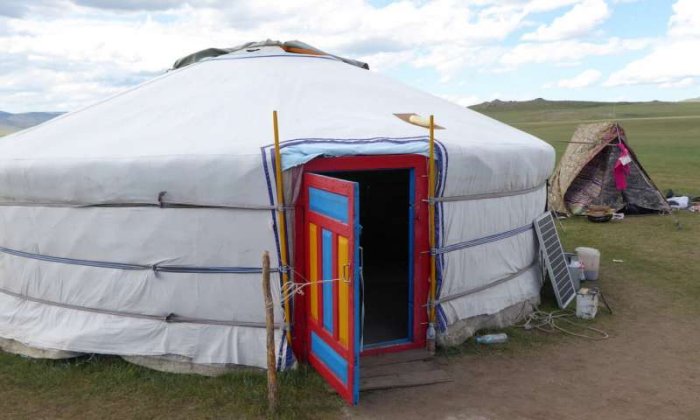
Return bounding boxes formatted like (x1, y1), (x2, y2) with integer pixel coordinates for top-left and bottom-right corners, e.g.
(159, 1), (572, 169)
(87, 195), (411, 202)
(0, 41), (554, 404)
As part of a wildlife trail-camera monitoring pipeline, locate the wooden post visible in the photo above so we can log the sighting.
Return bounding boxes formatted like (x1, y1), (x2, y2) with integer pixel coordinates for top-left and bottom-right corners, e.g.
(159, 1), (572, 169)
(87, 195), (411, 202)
(262, 251), (278, 413)
(272, 111), (293, 345)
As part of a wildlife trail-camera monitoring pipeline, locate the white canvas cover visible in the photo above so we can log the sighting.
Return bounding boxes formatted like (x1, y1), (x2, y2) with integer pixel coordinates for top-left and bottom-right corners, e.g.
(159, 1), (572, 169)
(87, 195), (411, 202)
(0, 45), (554, 368)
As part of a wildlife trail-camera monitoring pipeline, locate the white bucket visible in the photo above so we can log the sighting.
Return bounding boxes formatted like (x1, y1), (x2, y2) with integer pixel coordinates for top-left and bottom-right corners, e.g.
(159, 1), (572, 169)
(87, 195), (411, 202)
(575, 247), (601, 280)
(576, 288), (599, 320)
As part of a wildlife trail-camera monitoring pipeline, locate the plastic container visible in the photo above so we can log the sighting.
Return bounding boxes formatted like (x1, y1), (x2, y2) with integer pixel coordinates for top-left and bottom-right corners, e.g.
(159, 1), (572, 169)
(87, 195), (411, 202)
(575, 247), (601, 280)
(564, 253), (584, 291)
(576, 288), (599, 319)
(475, 333), (508, 344)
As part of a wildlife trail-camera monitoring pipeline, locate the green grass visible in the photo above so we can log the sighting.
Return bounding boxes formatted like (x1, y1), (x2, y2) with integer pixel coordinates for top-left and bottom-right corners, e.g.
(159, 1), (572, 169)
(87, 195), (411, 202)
(442, 211), (699, 361)
(558, 212), (700, 312)
(0, 354), (341, 419)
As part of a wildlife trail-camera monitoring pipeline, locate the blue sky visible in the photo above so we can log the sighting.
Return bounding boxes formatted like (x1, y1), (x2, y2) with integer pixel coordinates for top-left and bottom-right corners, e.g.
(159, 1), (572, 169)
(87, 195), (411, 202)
(0, 0), (699, 112)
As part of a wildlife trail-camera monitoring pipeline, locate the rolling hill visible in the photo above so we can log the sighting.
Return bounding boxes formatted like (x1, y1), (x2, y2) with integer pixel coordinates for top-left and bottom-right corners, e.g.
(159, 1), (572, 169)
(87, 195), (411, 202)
(0, 111), (63, 136)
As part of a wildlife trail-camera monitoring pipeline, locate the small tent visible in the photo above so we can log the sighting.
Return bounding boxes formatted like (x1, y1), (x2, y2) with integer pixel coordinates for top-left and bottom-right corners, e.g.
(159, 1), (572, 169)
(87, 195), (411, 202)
(0, 41), (554, 404)
(549, 122), (670, 215)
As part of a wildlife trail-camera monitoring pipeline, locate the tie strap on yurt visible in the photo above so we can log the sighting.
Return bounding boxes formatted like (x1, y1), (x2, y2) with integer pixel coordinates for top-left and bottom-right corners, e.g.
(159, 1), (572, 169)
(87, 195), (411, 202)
(427, 182), (547, 204)
(0, 245), (281, 274)
(0, 194), (293, 212)
(0, 246), (289, 329)
(435, 260), (539, 304)
(431, 223), (533, 256)
(0, 285), (281, 329)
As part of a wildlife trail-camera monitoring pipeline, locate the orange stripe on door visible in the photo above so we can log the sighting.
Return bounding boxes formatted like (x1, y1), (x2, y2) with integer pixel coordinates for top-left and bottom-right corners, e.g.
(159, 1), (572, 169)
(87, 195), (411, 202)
(309, 223), (319, 321)
(337, 235), (349, 347)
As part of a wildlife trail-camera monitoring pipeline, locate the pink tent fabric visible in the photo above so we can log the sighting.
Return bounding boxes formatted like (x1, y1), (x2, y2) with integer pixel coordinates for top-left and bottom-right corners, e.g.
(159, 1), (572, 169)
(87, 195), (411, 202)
(613, 142), (631, 190)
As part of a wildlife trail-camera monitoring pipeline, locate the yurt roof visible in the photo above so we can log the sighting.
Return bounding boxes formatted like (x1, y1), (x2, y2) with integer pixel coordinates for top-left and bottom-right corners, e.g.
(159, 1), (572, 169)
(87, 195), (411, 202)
(0, 43), (553, 206)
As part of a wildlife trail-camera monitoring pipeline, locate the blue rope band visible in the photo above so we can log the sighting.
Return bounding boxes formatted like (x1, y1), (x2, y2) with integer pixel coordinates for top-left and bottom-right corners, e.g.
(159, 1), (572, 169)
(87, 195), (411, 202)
(432, 224), (533, 255)
(0, 246), (278, 274)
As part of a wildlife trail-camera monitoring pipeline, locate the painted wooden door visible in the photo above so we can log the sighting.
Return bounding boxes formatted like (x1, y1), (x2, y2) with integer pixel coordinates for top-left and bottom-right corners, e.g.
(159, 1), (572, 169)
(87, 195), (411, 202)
(304, 172), (361, 405)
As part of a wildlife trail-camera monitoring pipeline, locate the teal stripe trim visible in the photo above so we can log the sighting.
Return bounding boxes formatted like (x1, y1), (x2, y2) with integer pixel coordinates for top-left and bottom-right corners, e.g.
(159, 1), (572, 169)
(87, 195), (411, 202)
(322, 229), (334, 333)
(311, 332), (348, 384)
(310, 187), (348, 223)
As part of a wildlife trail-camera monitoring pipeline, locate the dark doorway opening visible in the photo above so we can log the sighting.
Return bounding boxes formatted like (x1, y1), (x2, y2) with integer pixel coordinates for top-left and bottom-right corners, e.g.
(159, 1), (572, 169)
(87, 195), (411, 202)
(322, 169), (412, 347)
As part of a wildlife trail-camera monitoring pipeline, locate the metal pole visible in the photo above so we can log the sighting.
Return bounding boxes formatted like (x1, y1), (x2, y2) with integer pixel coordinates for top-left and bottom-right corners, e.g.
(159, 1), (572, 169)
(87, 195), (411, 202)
(262, 251), (278, 414)
(272, 110), (293, 344)
(427, 115), (437, 354)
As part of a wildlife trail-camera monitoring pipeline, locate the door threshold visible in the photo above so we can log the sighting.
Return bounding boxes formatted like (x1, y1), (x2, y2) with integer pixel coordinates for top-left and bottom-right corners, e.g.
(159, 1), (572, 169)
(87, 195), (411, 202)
(360, 351), (451, 391)
(361, 348), (433, 366)
(361, 340), (424, 357)
(363, 338), (411, 350)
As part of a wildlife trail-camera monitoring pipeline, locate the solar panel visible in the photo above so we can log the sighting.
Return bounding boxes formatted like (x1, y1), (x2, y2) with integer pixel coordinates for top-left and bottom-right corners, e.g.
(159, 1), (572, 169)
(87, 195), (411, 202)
(534, 212), (576, 309)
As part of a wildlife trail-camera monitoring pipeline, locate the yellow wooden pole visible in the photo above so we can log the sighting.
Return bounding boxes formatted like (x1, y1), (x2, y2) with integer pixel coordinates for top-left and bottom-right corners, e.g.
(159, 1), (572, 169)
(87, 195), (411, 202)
(427, 115), (437, 353)
(272, 111), (293, 344)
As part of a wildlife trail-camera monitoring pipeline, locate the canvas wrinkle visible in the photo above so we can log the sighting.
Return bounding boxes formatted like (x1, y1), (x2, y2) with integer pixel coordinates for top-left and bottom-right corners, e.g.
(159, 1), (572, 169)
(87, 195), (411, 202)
(437, 259), (538, 303)
(0, 285), (278, 328)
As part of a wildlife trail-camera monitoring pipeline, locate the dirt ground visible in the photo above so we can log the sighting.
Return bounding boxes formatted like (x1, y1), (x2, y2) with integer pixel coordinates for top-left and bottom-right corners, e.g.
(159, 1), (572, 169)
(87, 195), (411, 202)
(350, 275), (700, 419)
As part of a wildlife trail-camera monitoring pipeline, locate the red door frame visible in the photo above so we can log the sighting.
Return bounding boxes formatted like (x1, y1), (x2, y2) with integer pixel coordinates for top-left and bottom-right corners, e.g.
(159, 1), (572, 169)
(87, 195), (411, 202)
(292, 154), (429, 360)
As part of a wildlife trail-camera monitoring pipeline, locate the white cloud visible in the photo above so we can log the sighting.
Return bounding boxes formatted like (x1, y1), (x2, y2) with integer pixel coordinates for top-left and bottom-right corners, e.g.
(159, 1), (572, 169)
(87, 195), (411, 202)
(73, 0), (185, 11)
(437, 93), (483, 107)
(659, 77), (694, 88)
(605, 40), (700, 86)
(0, 0), (681, 112)
(356, 50), (415, 72)
(523, 0), (581, 13)
(522, 0), (610, 41)
(413, 44), (506, 82)
(668, 0), (700, 37)
(1, 0), (591, 111)
(604, 0), (700, 87)
(545, 69), (602, 88)
(501, 37), (650, 67)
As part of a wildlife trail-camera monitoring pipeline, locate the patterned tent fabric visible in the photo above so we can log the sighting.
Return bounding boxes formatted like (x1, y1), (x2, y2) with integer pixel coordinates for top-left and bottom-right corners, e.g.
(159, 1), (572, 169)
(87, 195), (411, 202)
(549, 122), (670, 215)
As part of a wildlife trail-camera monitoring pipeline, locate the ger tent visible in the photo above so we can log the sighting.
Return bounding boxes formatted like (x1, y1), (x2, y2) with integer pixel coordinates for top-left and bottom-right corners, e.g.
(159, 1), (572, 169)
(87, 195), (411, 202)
(0, 41), (554, 404)
(549, 122), (669, 215)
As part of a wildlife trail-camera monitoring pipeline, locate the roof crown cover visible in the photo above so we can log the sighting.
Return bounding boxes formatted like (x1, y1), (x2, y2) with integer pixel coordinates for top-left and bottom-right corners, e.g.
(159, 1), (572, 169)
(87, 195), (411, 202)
(171, 40), (370, 70)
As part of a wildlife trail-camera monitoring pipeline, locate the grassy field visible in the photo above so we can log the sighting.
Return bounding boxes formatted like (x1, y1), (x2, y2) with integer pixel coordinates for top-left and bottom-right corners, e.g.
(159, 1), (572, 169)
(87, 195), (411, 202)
(471, 99), (700, 313)
(472, 99), (700, 194)
(0, 100), (699, 419)
(0, 355), (341, 419)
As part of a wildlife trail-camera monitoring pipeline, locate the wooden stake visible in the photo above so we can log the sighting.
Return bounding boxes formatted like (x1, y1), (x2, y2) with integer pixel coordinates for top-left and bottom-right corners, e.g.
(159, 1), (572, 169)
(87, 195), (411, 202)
(262, 251), (278, 413)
